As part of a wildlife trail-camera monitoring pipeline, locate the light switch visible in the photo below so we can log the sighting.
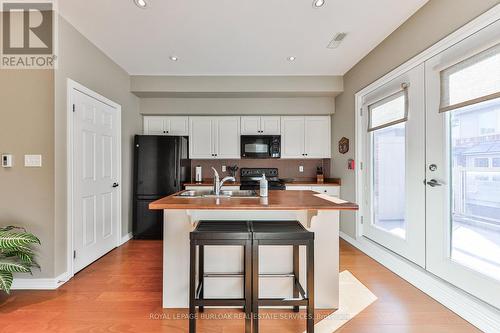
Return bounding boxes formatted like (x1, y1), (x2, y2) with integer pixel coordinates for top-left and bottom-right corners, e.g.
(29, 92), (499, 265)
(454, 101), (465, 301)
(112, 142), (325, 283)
(24, 155), (42, 167)
(222, 165), (227, 172)
(2, 154), (13, 168)
(299, 166), (304, 173)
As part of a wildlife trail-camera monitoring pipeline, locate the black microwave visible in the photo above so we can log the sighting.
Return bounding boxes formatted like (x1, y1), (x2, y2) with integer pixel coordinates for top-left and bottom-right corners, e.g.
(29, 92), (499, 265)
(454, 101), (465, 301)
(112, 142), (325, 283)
(241, 135), (281, 159)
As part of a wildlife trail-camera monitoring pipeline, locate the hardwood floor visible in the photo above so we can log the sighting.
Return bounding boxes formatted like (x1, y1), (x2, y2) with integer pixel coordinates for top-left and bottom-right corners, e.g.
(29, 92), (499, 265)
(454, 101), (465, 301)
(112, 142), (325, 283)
(0, 240), (479, 333)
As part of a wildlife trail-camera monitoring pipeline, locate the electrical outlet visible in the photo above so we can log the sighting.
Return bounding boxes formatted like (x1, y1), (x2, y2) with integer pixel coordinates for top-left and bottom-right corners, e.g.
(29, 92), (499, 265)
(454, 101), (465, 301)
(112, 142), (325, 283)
(221, 165), (227, 172)
(299, 166), (304, 173)
(24, 155), (42, 167)
(2, 154), (13, 168)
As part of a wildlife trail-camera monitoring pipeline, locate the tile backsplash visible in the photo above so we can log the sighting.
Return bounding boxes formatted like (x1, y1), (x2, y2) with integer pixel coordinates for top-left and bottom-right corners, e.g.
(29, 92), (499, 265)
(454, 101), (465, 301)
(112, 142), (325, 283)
(191, 159), (330, 181)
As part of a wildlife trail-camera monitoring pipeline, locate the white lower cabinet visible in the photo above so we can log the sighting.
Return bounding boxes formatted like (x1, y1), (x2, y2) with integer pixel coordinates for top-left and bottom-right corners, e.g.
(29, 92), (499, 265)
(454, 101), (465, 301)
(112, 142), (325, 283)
(286, 185), (340, 197)
(189, 117), (240, 159)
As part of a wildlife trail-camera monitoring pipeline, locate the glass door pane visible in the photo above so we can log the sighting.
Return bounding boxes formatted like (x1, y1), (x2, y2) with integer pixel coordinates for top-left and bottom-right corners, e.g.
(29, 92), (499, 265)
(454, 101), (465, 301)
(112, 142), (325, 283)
(373, 123), (406, 238)
(449, 98), (500, 280)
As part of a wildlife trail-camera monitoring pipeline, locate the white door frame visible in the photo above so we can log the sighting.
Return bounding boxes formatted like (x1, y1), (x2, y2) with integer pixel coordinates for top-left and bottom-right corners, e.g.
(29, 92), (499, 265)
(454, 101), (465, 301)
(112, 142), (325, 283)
(66, 79), (122, 279)
(355, 5), (500, 241)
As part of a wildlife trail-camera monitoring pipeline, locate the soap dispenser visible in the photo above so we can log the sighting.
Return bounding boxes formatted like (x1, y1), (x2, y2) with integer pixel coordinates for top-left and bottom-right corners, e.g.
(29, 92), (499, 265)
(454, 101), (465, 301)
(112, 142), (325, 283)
(260, 173), (268, 197)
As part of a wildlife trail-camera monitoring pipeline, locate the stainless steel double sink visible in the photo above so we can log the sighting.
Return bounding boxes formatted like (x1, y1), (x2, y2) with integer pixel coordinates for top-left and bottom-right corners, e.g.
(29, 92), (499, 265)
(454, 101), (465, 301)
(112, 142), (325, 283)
(176, 189), (259, 198)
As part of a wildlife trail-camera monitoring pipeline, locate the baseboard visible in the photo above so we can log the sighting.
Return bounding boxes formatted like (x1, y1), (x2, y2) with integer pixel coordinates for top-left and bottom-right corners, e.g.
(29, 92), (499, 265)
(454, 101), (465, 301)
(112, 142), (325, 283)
(11, 272), (70, 290)
(120, 232), (133, 246)
(340, 232), (500, 333)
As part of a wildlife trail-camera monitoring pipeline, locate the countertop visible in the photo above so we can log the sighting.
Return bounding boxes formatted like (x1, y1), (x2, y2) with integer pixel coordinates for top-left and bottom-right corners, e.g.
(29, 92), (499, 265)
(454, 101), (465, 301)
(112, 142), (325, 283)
(149, 190), (357, 211)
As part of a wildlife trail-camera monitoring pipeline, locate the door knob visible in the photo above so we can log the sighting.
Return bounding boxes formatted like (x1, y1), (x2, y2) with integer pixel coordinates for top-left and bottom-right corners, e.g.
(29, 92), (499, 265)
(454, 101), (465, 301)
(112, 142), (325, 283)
(112, 183), (120, 188)
(426, 179), (443, 187)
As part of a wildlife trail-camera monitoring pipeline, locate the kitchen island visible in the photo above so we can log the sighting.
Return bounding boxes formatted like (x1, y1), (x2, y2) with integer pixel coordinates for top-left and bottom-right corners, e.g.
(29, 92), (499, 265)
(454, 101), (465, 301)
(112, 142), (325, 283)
(150, 190), (358, 309)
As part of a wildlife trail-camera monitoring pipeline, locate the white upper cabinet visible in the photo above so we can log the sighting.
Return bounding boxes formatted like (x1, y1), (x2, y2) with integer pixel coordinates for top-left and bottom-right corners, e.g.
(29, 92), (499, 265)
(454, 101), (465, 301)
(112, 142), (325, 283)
(190, 116), (240, 159)
(168, 117), (190, 135)
(305, 116), (331, 158)
(281, 116), (331, 159)
(281, 116), (305, 158)
(189, 117), (214, 159)
(143, 116), (165, 135)
(241, 116), (281, 135)
(215, 117), (241, 158)
(261, 116), (281, 135)
(241, 116), (261, 135)
(143, 116), (189, 136)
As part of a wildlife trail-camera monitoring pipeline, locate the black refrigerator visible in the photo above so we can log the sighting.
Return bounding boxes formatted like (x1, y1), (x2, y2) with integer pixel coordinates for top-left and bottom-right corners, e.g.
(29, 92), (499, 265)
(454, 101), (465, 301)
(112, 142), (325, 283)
(133, 135), (191, 239)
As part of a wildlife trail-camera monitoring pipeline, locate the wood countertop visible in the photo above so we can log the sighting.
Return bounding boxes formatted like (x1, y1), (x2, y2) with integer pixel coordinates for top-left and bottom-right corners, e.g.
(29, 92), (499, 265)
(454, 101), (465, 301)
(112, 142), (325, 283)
(149, 190), (358, 211)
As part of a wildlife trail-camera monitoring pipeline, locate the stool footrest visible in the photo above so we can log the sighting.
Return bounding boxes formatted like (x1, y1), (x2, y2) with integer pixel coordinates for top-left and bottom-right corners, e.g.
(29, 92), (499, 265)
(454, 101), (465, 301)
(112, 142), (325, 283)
(257, 298), (308, 307)
(203, 272), (295, 278)
(195, 299), (246, 307)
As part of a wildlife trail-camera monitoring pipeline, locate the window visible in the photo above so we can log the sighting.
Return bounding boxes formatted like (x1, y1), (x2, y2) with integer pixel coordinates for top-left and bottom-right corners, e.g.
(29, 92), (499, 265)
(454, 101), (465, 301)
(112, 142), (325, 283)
(440, 43), (500, 113)
(370, 86), (408, 239)
(474, 158), (489, 168)
(368, 86), (408, 132)
(444, 44), (500, 282)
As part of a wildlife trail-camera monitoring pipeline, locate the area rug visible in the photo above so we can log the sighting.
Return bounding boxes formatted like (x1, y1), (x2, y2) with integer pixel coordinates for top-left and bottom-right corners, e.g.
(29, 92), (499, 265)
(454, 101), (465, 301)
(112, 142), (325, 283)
(306, 270), (377, 333)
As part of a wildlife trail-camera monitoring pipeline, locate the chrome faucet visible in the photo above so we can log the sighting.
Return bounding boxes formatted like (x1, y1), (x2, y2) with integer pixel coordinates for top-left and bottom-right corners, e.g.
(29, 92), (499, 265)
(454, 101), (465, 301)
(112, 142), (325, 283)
(211, 167), (236, 196)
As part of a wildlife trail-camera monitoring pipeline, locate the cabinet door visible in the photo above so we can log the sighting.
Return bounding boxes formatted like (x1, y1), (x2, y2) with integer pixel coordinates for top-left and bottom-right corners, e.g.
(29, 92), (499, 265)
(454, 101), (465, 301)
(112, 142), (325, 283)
(144, 116), (166, 135)
(189, 117), (214, 159)
(215, 117), (241, 159)
(304, 116), (331, 158)
(311, 186), (340, 197)
(281, 116), (305, 158)
(167, 116), (189, 136)
(261, 116), (281, 135)
(241, 116), (261, 135)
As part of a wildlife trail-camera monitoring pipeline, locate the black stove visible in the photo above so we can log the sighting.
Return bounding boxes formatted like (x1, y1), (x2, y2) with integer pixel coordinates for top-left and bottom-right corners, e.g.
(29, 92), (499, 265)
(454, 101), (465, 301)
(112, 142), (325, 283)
(239, 168), (286, 191)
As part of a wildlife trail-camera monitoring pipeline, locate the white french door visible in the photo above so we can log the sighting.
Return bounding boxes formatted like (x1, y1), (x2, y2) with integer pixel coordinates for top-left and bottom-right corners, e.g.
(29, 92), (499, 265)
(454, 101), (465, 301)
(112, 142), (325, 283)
(425, 20), (500, 309)
(361, 64), (426, 267)
(71, 85), (121, 273)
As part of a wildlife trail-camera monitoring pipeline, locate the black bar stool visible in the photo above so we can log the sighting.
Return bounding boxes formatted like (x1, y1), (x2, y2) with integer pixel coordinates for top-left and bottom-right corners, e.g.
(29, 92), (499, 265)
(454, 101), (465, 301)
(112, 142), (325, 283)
(189, 220), (253, 333)
(251, 220), (315, 333)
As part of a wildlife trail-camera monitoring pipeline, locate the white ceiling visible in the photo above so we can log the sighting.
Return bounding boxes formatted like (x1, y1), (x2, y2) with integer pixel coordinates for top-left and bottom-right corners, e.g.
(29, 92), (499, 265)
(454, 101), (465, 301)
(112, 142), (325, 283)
(59, 0), (428, 76)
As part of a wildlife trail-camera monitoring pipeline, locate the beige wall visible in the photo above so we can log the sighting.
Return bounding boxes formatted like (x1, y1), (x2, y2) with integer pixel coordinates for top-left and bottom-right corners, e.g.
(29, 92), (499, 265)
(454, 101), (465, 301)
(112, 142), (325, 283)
(140, 97), (335, 116)
(54, 17), (141, 276)
(131, 75), (343, 98)
(0, 70), (55, 278)
(332, 0), (500, 238)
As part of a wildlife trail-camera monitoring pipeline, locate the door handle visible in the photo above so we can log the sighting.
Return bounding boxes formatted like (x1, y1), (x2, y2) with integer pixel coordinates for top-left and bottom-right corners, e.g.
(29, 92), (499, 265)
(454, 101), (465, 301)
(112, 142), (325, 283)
(426, 179), (443, 187)
(112, 183), (120, 188)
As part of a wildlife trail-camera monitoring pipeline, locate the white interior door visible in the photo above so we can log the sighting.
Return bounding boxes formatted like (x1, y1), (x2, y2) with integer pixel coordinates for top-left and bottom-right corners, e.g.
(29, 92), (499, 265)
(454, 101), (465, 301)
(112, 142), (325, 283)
(425, 20), (500, 308)
(362, 64), (426, 267)
(72, 87), (120, 273)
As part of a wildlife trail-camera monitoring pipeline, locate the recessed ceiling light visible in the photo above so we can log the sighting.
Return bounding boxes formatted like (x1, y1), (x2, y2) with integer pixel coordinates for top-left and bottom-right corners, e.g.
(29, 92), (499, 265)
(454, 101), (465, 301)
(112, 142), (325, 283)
(134, 0), (147, 9)
(287, 56), (296, 62)
(313, 0), (325, 8)
(169, 56), (179, 61)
